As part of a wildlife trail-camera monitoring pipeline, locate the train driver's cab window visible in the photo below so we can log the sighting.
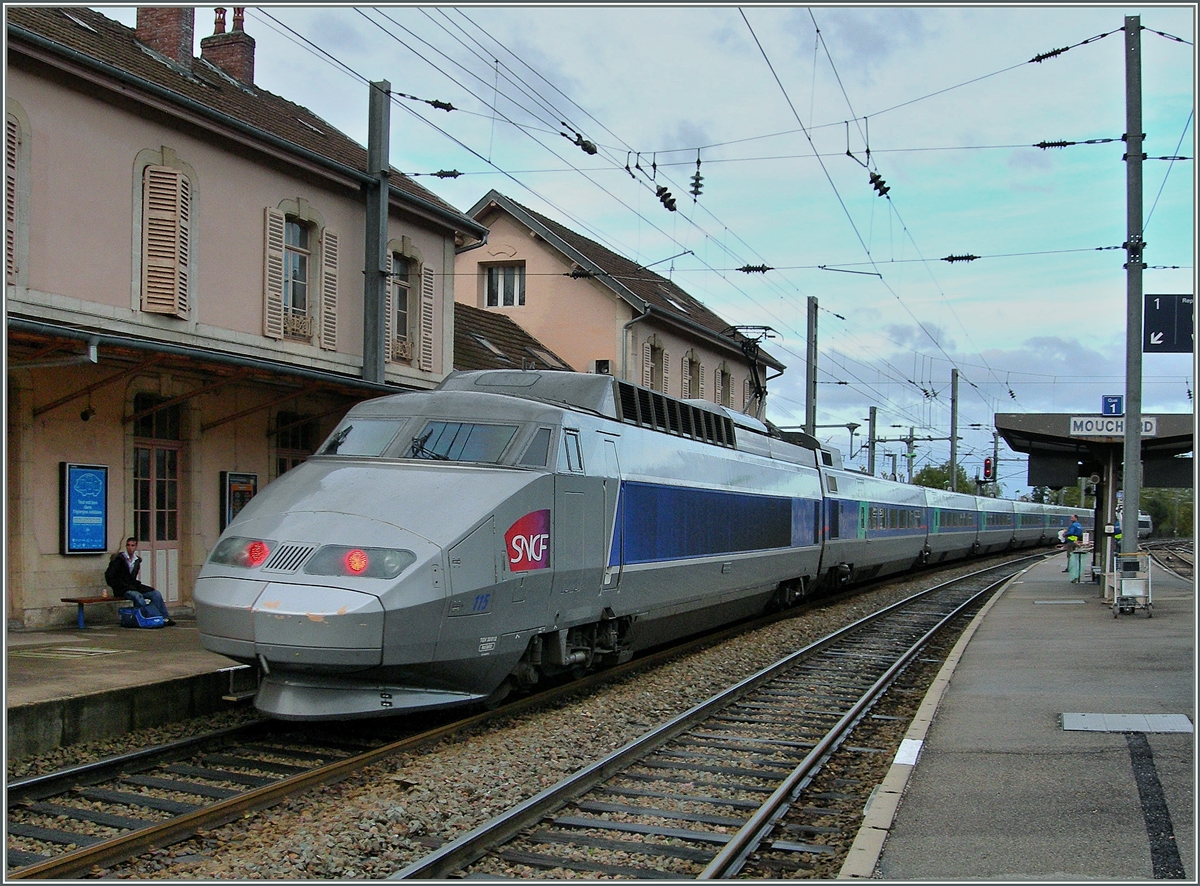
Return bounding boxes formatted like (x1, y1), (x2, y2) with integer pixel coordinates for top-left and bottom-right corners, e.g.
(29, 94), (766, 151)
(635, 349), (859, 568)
(320, 419), (405, 457)
(562, 430), (583, 473)
(408, 421), (517, 463)
(518, 427), (554, 467)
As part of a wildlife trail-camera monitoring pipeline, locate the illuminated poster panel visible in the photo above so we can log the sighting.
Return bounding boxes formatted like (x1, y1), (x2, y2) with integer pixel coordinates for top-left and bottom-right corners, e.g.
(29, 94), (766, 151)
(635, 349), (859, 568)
(61, 462), (108, 554)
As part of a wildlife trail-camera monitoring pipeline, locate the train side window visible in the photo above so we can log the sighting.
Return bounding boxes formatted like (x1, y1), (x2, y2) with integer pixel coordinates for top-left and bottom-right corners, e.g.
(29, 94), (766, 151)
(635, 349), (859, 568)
(519, 427), (553, 467)
(562, 430), (583, 473)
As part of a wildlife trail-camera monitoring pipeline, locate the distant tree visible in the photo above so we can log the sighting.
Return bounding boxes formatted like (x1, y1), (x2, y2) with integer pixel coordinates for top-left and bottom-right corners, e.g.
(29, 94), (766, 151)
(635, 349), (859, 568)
(1140, 488), (1193, 538)
(1029, 486), (1052, 504)
(911, 461), (975, 493)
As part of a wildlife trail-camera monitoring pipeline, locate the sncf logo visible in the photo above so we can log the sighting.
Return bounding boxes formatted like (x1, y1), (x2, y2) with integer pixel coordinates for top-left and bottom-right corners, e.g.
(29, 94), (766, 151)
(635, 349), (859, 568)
(506, 509), (551, 572)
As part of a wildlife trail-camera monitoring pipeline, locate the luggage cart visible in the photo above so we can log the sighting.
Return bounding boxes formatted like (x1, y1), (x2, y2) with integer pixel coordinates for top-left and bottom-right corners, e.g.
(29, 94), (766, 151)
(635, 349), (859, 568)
(1113, 552), (1152, 617)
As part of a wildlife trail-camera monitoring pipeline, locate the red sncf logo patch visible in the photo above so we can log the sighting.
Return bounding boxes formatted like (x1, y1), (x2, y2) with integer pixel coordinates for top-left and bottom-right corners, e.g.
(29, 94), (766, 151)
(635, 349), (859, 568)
(506, 509), (551, 571)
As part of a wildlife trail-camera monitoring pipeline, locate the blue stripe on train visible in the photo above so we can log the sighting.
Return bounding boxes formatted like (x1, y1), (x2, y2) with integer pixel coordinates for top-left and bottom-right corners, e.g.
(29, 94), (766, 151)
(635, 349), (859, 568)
(609, 480), (820, 566)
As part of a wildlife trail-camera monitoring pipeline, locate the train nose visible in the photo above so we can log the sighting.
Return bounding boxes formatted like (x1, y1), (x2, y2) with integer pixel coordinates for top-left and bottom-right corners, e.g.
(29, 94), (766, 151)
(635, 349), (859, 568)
(195, 578), (384, 670)
(252, 582), (385, 669)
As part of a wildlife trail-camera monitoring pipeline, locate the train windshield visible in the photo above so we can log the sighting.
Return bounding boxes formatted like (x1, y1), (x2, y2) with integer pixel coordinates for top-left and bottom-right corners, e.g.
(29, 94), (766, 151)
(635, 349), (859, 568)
(320, 420), (405, 457)
(407, 421), (518, 463)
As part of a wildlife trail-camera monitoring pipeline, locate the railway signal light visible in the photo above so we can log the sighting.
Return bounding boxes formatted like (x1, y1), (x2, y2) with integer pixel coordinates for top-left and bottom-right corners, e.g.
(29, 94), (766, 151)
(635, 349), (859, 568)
(982, 457), (994, 481)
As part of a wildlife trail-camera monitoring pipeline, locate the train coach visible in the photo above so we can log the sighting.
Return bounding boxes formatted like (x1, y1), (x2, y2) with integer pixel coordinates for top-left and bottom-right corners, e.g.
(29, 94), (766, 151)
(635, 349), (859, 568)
(194, 369), (1072, 721)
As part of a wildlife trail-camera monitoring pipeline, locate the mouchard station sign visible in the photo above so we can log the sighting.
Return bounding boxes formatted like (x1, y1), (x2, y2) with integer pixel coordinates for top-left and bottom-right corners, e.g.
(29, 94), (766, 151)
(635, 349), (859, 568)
(1069, 416), (1158, 439)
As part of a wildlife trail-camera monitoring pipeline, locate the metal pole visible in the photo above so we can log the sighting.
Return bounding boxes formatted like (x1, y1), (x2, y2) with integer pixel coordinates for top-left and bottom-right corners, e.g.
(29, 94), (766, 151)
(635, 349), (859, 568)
(992, 431), (1000, 496)
(949, 368), (959, 491)
(907, 427), (915, 484)
(362, 79), (391, 384)
(1121, 15), (1144, 556)
(867, 406), (877, 476)
(804, 296), (818, 437)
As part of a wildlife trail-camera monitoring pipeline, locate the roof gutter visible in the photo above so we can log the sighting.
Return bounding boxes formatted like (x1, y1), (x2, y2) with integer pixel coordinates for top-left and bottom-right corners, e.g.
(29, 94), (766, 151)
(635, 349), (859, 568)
(7, 23), (489, 242)
(7, 317), (400, 396)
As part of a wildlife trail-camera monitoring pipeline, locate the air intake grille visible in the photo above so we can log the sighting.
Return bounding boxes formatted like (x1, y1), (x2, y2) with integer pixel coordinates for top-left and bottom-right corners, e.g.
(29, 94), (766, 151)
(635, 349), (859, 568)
(263, 544), (317, 573)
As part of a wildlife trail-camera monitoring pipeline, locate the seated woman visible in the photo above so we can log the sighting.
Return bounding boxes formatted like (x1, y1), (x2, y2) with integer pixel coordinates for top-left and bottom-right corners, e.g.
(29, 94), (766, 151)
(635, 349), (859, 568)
(104, 537), (176, 626)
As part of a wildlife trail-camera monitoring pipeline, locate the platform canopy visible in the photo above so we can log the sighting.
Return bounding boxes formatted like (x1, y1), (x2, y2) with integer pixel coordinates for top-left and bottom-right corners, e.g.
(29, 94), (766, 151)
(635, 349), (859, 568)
(995, 413), (1193, 489)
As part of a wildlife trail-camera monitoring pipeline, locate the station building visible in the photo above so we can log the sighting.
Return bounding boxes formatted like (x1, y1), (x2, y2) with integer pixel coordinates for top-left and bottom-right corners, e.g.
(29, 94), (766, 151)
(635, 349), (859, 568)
(3, 7), (503, 628)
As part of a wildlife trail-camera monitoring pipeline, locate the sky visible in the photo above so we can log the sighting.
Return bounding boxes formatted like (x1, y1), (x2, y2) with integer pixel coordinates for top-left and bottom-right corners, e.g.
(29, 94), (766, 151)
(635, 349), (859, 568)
(98, 4), (1196, 494)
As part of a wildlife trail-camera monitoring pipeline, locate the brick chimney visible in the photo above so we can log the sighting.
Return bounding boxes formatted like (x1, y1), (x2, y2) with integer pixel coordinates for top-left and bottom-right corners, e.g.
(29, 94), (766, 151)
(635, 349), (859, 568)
(200, 7), (255, 85)
(135, 7), (195, 66)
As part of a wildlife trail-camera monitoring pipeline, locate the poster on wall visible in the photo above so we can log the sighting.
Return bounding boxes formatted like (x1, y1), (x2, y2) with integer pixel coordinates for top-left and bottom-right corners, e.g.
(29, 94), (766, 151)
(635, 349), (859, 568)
(221, 472), (258, 530)
(60, 462), (108, 555)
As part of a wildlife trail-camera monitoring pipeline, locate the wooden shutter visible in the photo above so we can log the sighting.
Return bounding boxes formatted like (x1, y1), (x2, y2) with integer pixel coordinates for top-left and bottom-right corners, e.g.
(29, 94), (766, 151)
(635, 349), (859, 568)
(642, 342), (653, 387)
(744, 378), (752, 408)
(680, 356), (691, 398)
(697, 362), (706, 399)
(383, 251), (393, 362)
(661, 350), (670, 395)
(319, 229), (338, 350)
(417, 266), (435, 372)
(262, 207), (285, 338)
(141, 165), (189, 317)
(714, 367), (723, 405)
(5, 116), (18, 284)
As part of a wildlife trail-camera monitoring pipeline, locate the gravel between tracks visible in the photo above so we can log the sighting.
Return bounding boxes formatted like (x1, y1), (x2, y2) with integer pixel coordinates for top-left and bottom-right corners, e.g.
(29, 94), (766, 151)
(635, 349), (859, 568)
(14, 558), (1025, 879)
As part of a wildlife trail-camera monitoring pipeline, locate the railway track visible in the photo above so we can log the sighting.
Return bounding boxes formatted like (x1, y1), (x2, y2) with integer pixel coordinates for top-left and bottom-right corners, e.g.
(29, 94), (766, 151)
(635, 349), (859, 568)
(5, 719), (425, 878)
(392, 559), (1029, 879)
(1144, 540), (1194, 582)
(6, 554), (1039, 879)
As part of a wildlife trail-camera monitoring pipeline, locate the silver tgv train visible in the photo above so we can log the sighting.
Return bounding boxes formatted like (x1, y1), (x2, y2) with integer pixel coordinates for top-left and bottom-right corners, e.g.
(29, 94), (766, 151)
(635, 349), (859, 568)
(194, 370), (1080, 720)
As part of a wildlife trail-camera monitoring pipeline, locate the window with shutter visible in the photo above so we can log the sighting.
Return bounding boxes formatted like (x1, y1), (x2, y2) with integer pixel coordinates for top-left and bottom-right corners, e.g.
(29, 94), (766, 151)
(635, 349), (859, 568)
(5, 115), (19, 284)
(389, 252), (415, 362)
(262, 207), (285, 338)
(697, 362), (706, 399)
(319, 229), (338, 350)
(417, 266), (435, 372)
(642, 341), (653, 388)
(661, 350), (670, 396)
(680, 356), (691, 399)
(141, 165), (190, 317)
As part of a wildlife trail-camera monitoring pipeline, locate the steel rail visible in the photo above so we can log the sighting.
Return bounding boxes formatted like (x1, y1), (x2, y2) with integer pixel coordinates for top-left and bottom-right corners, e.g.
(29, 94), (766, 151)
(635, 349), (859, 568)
(390, 557), (1033, 880)
(697, 573), (1007, 878)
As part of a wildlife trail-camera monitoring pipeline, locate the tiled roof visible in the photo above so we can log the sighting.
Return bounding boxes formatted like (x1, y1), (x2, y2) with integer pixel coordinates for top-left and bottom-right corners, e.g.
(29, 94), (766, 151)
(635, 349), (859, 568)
(6, 6), (484, 236)
(471, 190), (784, 370)
(454, 302), (574, 373)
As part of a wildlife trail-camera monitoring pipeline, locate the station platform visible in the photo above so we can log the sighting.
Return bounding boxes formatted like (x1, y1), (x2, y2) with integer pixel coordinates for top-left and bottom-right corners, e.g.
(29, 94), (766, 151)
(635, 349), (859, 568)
(843, 554), (1195, 881)
(6, 616), (253, 759)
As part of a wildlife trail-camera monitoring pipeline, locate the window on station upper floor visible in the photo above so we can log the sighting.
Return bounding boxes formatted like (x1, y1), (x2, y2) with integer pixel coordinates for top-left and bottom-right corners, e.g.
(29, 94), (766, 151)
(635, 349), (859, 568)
(715, 365), (733, 407)
(389, 252), (412, 362)
(485, 264), (525, 307)
(141, 165), (192, 318)
(263, 206), (338, 350)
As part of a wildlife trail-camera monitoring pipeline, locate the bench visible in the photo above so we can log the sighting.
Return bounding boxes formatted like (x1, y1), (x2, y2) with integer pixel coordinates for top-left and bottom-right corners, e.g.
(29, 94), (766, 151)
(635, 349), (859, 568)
(60, 595), (132, 629)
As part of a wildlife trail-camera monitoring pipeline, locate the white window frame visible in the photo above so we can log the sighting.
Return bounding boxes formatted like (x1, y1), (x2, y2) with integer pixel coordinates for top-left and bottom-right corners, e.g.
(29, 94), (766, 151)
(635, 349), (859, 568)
(485, 263), (526, 307)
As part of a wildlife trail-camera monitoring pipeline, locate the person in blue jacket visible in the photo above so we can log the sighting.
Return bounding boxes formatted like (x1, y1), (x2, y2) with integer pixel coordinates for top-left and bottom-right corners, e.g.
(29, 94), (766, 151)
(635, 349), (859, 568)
(1062, 515), (1084, 572)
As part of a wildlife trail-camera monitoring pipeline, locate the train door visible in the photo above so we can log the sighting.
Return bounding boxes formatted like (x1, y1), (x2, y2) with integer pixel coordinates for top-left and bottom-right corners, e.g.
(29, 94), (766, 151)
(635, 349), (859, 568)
(552, 430), (605, 613)
(601, 437), (622, 592)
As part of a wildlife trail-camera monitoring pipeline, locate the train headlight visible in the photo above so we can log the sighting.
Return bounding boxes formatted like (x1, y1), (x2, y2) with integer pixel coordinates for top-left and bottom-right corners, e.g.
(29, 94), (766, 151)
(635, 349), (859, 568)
(209, 536), (276, 568)
(304, 546), (416, 579)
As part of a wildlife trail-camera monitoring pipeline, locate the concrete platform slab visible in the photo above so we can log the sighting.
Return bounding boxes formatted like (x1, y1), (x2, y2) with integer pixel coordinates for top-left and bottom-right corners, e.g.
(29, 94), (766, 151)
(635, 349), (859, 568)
(845, 555), (1194, 881)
